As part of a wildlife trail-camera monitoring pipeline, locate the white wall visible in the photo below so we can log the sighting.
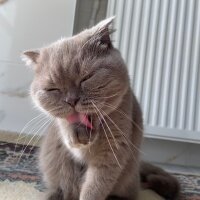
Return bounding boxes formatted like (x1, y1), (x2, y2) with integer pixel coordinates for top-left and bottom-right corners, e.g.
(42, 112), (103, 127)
(142, 138), (200, 168)
(0, 0), (76, 133)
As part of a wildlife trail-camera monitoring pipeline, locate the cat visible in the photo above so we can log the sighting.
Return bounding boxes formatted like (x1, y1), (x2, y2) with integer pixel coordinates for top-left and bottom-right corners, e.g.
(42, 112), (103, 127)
(22, 17), (180, 200)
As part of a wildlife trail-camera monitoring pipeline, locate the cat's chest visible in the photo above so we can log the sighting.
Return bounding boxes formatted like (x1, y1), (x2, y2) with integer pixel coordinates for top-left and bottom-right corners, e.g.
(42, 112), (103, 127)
(69, 147), (85, 162)
(57, 120), (94, 162)
(62, 136), (88, 163)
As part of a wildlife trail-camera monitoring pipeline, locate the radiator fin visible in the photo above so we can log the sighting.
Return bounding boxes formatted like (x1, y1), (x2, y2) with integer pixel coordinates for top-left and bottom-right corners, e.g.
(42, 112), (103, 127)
(107, 0), (200, 141)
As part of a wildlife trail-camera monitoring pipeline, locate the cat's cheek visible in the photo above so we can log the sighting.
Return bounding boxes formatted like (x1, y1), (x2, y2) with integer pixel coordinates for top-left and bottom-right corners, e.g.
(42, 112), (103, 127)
(35, 89), (46, 97)
(32, 90), (55, 115)
(104, 96), (124, 114)
(31, 92), (49, 115)
(35, 90), (48, 105)
(36, 90), (59, 104)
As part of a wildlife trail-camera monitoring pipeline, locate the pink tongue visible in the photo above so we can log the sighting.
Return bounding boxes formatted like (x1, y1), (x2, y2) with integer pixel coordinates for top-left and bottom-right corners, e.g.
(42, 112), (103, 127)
(66, 113), (93, 129)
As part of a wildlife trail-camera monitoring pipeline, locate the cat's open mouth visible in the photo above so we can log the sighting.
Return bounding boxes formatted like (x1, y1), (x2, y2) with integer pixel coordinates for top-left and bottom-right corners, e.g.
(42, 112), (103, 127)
(66, 113), (93, 130)
(66, 113), (95, 145)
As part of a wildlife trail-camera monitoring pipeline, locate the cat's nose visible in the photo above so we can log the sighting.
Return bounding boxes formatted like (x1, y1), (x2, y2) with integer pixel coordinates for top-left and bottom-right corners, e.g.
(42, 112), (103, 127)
(65, 96), (80, 107)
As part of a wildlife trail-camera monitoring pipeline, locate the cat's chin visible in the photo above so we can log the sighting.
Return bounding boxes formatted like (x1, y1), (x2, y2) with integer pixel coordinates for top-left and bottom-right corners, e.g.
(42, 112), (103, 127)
(57, 114), (99, 147)
(71, 122), (97, 145)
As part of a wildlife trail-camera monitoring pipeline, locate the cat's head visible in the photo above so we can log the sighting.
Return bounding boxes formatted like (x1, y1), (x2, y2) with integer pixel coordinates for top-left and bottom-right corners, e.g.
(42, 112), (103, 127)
(22, 17), (129, 132)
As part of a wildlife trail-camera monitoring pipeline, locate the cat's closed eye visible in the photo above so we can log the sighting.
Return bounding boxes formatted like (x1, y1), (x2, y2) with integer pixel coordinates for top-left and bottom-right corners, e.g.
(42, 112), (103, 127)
(45, 88), (60, 92)
(80, 73), (94, 84)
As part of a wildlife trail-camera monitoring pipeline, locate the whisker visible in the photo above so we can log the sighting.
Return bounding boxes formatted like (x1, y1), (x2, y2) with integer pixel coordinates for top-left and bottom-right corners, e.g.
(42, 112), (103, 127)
(96, 93), (120, 99)
(31, 120), (53, 151)
(14, 118), (49, 162)
(16, 118), (52, 166)
(100, 108), (145, 156)
(18, 116), (50, 155)
(85, 105), (92, 154)
(88, 115), (93, 154)
(16, 107), (61, 154)
(98, 109), (143, 165)
(15, 107), (58, 151)
(14, 113), (45, 154)
(93, 106), (122, 169)
(103, 102), (143, 133)
(91, 101), (119, 149)
(25, 120), (53, 165)
(19, 116), (48, 141)
(85, 106), (88, 137)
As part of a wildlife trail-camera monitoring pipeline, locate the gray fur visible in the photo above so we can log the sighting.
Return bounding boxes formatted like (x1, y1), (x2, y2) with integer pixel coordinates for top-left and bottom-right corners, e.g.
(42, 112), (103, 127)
(23, 17), (180, 200)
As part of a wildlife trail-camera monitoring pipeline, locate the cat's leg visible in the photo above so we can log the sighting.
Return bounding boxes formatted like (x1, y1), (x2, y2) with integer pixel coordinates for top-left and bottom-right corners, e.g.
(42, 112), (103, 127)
(42, 155), (79, 200)
(79, 151), (138, 200)
(80, 167), (138, 200)
(109, 157), (140, 200)
(40, 130), (78, 200)
(79, 140), (140, 200)
(80, 165), (121, 200)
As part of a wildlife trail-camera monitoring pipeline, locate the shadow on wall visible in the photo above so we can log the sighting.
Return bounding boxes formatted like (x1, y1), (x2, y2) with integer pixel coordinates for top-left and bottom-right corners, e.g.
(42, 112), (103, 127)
(73, 0), (108, 34)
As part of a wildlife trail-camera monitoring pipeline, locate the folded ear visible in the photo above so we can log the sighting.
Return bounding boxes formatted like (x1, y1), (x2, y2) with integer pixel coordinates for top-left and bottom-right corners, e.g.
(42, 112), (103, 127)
(21, 50), (40, 66)
(94, 16), (115, 31)
(91, 16), (115, 48)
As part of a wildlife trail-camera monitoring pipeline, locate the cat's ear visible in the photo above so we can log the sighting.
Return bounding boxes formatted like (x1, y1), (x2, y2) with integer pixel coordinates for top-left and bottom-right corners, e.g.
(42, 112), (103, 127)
(21, 50), (40, 66)
(91, 16), (115, 48)
(94, 16), (115, 31)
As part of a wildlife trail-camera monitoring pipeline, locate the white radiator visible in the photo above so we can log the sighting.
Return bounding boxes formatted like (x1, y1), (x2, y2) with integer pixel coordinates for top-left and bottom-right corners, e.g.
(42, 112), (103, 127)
(107, 0), (200, 143)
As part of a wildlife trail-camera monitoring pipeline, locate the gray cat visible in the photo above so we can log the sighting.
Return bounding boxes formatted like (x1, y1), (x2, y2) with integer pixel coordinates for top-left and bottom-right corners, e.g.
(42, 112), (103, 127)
(22, 17), (180, 200)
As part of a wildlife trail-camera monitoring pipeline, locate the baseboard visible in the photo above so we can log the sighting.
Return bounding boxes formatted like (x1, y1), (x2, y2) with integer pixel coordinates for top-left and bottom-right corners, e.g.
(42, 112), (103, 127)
(0, 130), (41, 147)
(0, 130), (199, 168)
(142, 137), (200, 168)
